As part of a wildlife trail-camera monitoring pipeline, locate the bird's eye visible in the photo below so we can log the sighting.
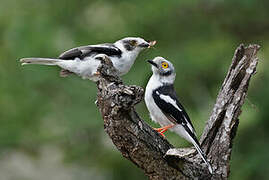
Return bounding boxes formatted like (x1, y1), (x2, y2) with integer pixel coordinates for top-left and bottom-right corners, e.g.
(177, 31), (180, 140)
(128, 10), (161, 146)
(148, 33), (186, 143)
(161, 62), (169, 69)
(130, 40), (137, 46)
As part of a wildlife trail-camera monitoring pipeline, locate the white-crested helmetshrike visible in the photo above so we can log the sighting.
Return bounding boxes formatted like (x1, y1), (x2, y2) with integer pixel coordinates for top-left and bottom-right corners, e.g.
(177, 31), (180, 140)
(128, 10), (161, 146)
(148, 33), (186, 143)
(144, 57), (213, 174)
(20, 37), (156, 81)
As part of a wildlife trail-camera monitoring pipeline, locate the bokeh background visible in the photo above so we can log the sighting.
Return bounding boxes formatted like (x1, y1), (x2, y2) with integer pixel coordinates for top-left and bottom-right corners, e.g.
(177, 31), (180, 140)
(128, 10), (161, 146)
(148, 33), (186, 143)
(1, 0), (269, 179)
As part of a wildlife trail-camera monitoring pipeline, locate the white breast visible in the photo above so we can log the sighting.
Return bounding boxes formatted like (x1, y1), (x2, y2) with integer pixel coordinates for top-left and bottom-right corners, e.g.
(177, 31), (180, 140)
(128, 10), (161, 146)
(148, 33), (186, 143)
(110, 52), (138, 76)
(145, 75), (171, 126)
(110, 41), (141, 76)
(145, 75), (195, 143)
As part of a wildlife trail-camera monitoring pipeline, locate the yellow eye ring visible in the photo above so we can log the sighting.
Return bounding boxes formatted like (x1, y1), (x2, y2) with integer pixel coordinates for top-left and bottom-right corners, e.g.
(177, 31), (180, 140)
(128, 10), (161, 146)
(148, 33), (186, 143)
(161, 62), (169, 69)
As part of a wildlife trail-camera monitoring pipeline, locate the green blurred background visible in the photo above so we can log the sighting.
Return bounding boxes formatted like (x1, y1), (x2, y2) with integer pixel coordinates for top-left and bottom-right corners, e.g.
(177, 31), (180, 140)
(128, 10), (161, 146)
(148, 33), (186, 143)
(0, 0), (269, 179)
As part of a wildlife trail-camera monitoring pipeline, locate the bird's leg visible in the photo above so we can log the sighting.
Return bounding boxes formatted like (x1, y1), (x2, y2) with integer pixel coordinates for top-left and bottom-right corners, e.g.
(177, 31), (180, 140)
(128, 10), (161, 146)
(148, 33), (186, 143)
(154, 124), (175, 132)
(153, 124), (175, 137)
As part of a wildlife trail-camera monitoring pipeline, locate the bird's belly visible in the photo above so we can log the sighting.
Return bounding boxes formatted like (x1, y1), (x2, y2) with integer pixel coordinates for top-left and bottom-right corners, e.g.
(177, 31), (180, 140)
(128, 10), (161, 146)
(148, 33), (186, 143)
(57, 58), (100, 81)
(78, 59), (100, 79)
(145, 92), (171, 127)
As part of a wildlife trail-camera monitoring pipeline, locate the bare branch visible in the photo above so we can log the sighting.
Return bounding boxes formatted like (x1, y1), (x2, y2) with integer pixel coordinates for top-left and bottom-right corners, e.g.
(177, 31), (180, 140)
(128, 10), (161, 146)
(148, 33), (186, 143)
(96, 44), (260, 180)
(199, 44), (260, 179)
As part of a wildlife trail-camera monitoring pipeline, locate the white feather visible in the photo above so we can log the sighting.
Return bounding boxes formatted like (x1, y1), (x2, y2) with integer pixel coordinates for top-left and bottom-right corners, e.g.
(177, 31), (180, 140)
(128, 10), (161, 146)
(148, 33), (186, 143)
(184, 128), (213, 174)
(158, 93), (182, 112)
(145, 75), (171, 126)
(20, 37), (152, 81)
(20, 57), (101, 81)
(20, 58), (62, 65)
(112, 41), (140, 75)
(56, 57), (100, 81)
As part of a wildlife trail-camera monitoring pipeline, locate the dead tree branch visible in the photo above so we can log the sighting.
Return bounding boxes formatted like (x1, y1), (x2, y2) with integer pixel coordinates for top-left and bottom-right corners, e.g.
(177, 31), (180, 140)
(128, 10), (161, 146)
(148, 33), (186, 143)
(96, 44), (260, 180)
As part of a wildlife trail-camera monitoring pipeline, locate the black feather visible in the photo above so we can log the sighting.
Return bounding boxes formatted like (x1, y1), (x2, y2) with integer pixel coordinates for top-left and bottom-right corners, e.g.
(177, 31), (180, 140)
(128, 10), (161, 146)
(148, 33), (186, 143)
(152, 84), (195, 132)
(59, 43), (122, 60)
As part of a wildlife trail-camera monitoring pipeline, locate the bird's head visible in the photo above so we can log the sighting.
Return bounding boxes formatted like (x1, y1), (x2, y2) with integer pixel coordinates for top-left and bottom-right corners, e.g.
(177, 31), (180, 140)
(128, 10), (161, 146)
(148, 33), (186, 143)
(147, 57), (176, 83)
(115, 37), (156, 54)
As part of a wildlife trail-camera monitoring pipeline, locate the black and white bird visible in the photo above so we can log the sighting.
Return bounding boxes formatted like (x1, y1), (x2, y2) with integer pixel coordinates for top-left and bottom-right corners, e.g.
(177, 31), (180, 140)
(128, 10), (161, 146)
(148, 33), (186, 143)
(145, 57), (213, 174)
(20, 37), (156, 81)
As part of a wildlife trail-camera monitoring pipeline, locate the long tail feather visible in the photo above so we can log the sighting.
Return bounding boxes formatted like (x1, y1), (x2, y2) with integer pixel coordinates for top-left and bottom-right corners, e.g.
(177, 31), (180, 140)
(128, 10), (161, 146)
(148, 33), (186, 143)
(188, 133), (213, 174)
(20, 58), (62, 66)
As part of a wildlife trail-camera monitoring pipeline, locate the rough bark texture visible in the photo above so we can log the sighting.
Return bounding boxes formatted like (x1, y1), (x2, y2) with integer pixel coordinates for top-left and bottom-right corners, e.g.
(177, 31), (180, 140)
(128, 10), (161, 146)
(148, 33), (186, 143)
(96, 44), (260, 180)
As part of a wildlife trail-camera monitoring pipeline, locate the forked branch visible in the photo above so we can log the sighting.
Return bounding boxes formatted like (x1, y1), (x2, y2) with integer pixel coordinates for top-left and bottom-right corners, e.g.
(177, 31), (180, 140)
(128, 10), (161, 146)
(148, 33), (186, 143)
(96, 44), (260, 180)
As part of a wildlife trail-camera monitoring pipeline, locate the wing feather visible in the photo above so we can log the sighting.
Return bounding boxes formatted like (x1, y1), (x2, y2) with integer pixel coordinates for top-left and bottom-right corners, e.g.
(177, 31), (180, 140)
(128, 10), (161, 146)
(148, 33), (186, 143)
(152, 85), (195, 133)
(152, 85), (212, 173)
(58, 44), (122, 60)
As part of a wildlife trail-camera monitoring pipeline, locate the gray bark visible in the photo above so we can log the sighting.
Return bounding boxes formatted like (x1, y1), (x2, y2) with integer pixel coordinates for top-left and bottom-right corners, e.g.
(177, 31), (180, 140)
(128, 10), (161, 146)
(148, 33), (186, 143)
(96, 44), (260, 180)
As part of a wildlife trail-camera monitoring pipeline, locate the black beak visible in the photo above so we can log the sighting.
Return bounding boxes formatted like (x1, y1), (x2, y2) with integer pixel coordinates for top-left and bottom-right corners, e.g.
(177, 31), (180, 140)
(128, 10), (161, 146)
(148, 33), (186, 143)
(139, 43), (150, 48)
(139, 40), (157, 48)
(147, 60), (158, 67)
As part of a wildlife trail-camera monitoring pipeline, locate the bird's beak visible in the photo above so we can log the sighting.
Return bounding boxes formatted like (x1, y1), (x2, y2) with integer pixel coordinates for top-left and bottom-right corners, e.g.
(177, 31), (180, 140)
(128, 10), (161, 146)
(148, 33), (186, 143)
(138, 40), (157, 48)
(147, 60), (158, 67)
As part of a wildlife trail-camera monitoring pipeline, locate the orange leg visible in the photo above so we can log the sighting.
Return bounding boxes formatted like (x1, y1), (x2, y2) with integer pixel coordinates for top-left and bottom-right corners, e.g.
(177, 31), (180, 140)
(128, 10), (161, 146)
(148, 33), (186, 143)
(153, 124), (175, 137)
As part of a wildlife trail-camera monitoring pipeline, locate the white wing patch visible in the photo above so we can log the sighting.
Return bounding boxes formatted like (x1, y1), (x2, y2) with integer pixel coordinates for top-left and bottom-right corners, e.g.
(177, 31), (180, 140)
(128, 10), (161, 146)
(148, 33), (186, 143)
(158, 92), (182, 112)
(184, 116), (195, 134)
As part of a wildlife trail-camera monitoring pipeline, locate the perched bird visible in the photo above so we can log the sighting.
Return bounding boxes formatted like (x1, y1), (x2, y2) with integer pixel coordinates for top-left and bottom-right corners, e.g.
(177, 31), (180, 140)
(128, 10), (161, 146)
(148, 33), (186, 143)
(145, 57), (213, 174)
(20, 37), (156, 80)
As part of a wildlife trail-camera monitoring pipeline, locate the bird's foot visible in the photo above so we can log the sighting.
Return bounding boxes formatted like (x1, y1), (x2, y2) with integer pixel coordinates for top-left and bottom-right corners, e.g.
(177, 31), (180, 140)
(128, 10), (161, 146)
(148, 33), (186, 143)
(153, 124), (175, 137)
(153, 128), (166, 137)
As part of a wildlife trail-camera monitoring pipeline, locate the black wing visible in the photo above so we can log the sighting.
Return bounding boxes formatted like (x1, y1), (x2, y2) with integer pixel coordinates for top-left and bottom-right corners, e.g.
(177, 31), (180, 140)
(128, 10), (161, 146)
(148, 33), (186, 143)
(152, 84), (195, 133)
(58, 43), (122, 60)
(153, 85), (213, 173)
